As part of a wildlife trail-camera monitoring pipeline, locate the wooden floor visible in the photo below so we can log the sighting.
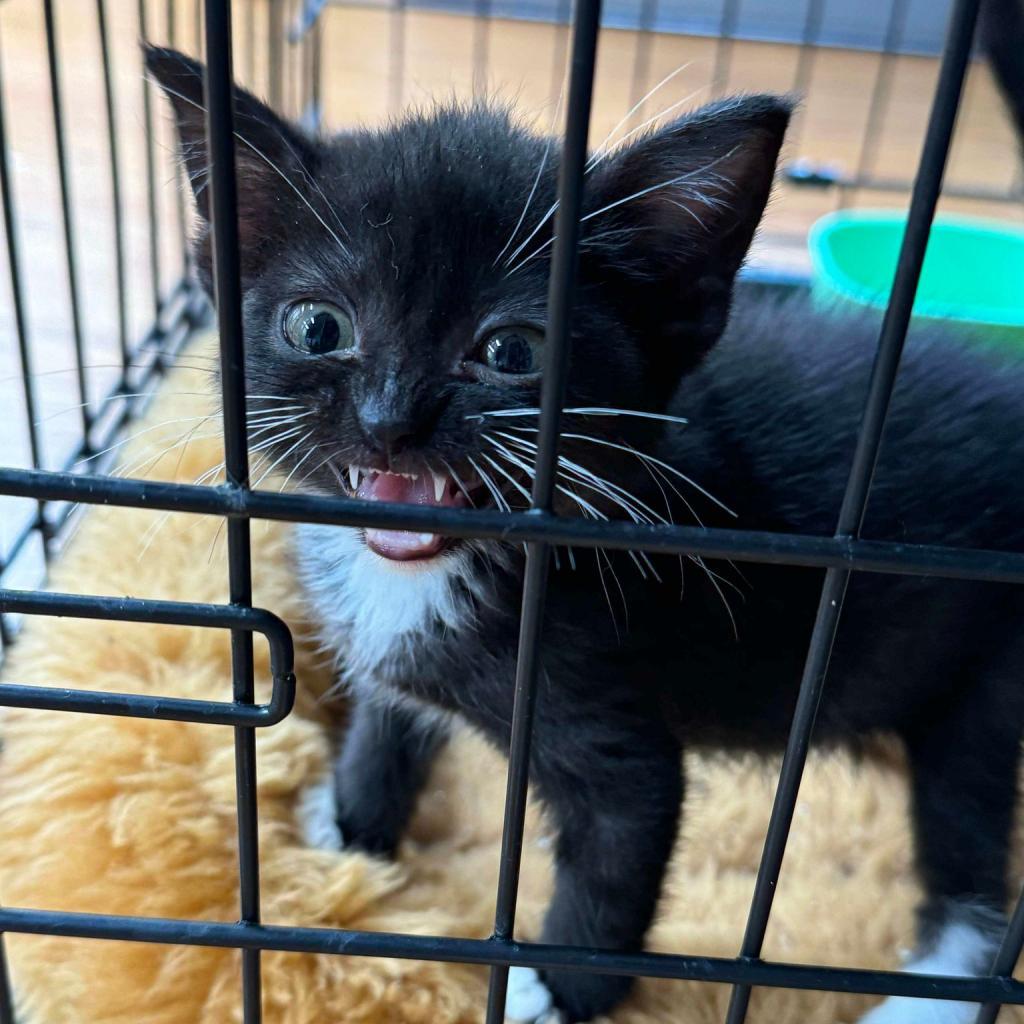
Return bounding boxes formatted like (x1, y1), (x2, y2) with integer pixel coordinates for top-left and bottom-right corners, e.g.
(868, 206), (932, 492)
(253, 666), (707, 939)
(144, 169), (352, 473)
(1, 0), (1022, 574)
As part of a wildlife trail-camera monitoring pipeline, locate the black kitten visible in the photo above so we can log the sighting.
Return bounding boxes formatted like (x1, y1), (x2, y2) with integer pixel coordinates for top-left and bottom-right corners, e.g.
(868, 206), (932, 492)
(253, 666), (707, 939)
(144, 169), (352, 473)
(148, 42), (1024, 1024)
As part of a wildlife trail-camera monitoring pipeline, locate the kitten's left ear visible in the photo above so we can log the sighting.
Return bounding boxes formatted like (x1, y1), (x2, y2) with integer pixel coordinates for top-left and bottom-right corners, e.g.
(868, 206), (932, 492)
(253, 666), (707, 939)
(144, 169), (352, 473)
(144, 44), (316, 279)
(582, 94), (792, 370)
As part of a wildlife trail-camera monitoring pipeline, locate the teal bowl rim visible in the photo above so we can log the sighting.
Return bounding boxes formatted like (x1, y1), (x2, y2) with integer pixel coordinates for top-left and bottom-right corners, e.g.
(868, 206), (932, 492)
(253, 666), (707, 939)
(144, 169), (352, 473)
(807, 209), (1024, 329)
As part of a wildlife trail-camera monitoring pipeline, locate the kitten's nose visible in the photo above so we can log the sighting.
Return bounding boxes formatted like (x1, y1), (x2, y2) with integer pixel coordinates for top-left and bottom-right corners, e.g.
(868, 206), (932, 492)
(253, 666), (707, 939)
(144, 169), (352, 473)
(358, 405), (417, 455)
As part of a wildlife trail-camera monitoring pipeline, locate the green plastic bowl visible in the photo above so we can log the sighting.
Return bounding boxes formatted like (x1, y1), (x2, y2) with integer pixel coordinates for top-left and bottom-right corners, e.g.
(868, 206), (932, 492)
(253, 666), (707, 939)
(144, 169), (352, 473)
(808, 210), (1024, 340)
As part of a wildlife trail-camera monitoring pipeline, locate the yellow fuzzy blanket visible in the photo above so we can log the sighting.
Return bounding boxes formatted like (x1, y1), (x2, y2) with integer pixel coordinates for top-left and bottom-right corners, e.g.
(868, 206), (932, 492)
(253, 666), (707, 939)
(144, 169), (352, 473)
(1, 339), (1019, 1023)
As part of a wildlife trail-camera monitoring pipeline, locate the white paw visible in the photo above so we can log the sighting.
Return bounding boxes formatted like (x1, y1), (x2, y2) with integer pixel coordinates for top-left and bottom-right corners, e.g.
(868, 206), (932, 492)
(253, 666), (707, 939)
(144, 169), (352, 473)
(858, 917), (996, 1024)
(858, 995), (979, 1024)
(296, 778), (345, 851)
(504, 966), (557, 1023)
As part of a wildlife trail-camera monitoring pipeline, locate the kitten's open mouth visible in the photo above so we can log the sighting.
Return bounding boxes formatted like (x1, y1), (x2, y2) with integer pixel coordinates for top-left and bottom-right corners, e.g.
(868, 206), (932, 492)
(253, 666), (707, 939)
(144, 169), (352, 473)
(347, 466), (477, 562)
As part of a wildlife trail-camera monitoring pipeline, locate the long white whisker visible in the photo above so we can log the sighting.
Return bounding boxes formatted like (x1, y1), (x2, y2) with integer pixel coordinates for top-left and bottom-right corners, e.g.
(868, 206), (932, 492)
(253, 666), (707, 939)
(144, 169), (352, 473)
(493, 81), (567, 267)
(501, 81), (707, 273)
(295, 444), (346, 491)
(485, 419), (736, 517)
(502, 197), (559, 270)
(558, 431), (735, 516)
(38, 390), (303, 433)
(478, 451), (534, 505)
(74, 415), (212, 467)
(153, 77), (352, 261)
(499, 66), (699, 272)
(596, 548), (628, 636)
(4, 360), (220, 386)
(586, 63), (694, 170)
(253, 430), (313, 489)
(169, 416), (220, 482)
(483, 443), (624, 573)
(247, 426), (304, 457)
(193, 461), (227, 486)
(126, 426), (299, 490)
(109, 415), (307, 484)
(694, 554), (738, 639)
(591, 84), (709, 167)
(482, 442), (616, 585)
(36, 391), (211, 425)
(506, 153), (736, 274)
(136, 508), (178, 562)
(439, 458), (477, 507)
(471, 406), (689, 427)
(491, 431), (670, 527)
(611, 441), (691, 593)
(637, 450), (703, 526)
(244, 410), (314, 431)
(485, 438), (656, 580)
(278, 443), (318, 493)
(576, 147), (739, 226)
(112, 431), (224, 481)
(465, 455), (511, 514)
(245, 395), (316, 401)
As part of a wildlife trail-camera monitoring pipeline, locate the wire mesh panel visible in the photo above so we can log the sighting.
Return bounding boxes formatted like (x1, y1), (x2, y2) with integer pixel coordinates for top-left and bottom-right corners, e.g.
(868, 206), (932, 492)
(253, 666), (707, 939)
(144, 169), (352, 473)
(298, 0), (1022, 273)
(2, 1), (1024, 1024)
(0, 0), (209, 650)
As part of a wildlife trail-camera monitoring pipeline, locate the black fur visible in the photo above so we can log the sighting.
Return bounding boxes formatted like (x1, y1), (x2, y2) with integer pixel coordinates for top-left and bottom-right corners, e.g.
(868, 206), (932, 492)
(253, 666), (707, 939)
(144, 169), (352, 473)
(147, 40), (1024, 1022)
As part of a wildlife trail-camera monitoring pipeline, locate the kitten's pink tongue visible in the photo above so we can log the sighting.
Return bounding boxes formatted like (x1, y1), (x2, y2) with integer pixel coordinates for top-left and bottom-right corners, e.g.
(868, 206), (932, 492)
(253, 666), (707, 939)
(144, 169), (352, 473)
(357, 471), (457, 561)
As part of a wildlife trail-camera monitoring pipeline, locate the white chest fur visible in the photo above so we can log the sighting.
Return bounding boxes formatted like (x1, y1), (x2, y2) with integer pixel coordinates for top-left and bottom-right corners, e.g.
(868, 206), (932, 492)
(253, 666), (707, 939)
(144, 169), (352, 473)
(296, 523), (493, 696)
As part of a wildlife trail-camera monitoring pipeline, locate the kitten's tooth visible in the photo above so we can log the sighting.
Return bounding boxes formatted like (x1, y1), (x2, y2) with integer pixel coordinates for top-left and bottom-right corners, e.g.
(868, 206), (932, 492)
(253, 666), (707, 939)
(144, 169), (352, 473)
(348, 465), (359, 492)
(432, 471), (446, 502)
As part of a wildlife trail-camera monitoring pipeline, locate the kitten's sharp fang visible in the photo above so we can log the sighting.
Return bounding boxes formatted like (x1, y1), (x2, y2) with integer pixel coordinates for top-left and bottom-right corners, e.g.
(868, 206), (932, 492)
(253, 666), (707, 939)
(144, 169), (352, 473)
(348, 465), (359, 492)
(432, 470), (446, 502)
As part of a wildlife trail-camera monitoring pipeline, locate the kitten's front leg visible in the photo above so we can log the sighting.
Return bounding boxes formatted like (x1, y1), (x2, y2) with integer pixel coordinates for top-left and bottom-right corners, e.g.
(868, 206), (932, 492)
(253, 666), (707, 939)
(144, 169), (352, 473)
(531, 724), (683, 1023)
(332, 696), (448, 856)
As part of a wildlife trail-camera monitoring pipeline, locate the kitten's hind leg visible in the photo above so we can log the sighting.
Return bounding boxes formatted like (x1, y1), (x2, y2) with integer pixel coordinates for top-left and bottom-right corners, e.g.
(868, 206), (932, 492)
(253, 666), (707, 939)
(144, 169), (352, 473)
(858, 678), (1021, 1023)
(332, 696), (449, 856)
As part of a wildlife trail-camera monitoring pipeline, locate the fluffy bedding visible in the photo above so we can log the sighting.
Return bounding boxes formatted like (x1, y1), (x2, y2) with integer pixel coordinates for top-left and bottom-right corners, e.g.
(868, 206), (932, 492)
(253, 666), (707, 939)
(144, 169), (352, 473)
(1, 339), (1019, 1023)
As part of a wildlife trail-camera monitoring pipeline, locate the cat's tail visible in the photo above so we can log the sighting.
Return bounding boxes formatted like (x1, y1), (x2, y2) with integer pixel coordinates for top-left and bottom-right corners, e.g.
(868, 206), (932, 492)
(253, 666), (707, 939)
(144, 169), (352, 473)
(979, 0), (1024, 150)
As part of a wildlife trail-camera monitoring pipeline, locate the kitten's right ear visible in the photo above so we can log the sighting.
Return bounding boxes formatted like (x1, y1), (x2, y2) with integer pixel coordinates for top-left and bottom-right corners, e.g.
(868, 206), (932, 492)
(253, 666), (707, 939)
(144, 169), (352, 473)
(144, 45), (315, 269)
(581, 94), (791, 385)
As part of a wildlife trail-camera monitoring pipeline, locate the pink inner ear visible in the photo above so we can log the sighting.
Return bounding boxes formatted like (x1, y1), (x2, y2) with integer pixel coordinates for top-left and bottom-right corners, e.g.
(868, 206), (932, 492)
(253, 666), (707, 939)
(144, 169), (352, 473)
(225, 153), (296, 253)
(645, 133), (784, 241)
(583, 98), (790, 262)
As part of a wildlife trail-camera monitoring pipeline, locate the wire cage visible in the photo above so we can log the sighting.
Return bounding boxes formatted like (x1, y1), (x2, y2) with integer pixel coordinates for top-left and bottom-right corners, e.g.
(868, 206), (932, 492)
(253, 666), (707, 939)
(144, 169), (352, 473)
(1, 0), (1024, 1022)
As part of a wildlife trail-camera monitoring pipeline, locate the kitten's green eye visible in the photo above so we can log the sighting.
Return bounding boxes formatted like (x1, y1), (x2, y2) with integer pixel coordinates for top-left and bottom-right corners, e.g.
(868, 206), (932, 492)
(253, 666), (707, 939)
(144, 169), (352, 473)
(283, 300), (354, 355)
(478, 328), (544, 375)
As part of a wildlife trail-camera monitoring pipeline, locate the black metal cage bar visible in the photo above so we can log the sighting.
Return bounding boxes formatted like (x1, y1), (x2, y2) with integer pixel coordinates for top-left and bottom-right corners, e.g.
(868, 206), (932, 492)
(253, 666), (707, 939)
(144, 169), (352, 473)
(0, 589), (295, 725)
(1, 0), (1022, 1023)
(41, 0), (90, 446)
(727, 0), (982, 1019)
(0, 14), (49, 639)
(483, 1), (602, 1018)
(10, 465), (1024, 583)
(201, 3), (264, 1018)
(138, 0), (164, 322)
(96, 0), (130, 375)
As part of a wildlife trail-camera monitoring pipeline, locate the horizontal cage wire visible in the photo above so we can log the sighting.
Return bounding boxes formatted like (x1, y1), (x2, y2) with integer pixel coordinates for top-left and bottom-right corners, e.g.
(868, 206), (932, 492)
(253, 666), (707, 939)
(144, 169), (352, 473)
(0, 1), (1023, 1024)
